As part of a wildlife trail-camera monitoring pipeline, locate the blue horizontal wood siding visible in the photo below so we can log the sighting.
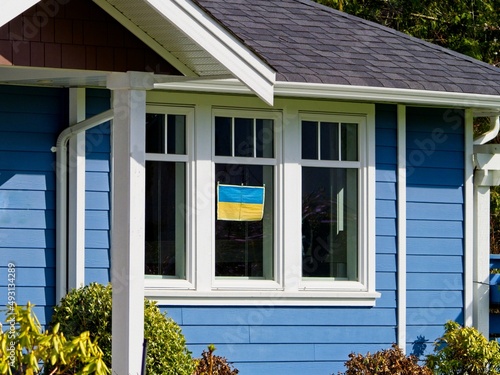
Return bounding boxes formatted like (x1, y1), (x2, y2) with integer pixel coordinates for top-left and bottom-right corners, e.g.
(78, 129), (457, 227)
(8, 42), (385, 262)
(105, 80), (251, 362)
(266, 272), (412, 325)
(158, 104), (400, 374)
(405, 107), (464, 355)
(85, 89), (111, 285)
(0, 85), (67, 326)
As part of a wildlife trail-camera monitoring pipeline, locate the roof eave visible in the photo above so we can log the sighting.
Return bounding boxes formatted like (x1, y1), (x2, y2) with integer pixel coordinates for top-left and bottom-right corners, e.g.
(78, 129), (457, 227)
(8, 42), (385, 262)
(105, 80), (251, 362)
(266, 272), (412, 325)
(145, 0), (275, 105)
(155, 79), (500, 112)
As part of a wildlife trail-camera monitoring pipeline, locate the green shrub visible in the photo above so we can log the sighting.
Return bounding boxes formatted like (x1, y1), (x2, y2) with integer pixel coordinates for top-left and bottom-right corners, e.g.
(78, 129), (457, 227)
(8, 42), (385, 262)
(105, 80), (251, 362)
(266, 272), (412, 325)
(50, 282), (195, 375)
(339, 343), (432, 375)
(0, 302), (109, 375)
(426, 320), (500, 374)
(194, 345), (239, 375)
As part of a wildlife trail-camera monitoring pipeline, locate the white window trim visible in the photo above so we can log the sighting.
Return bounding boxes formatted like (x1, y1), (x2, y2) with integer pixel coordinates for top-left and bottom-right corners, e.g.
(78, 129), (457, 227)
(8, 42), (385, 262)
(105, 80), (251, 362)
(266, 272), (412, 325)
(210, 108), (283, 291)
(144, 92), (379, 306)
(144, 105), (196, 291)
(298, 112), (369, 292)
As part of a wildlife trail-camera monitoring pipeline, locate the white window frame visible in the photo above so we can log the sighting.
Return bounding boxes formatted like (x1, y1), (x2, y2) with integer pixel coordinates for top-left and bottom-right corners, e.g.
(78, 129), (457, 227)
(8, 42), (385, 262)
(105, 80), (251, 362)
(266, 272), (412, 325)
(143, 93), (378, 306)
(298, 112), (370, 292)
(210, 108), (283, 291)
(144, 105), (195, 291)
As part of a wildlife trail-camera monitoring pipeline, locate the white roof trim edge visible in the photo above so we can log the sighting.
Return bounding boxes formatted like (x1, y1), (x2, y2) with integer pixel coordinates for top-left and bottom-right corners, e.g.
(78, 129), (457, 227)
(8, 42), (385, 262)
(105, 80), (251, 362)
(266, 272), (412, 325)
(146, 0), (275, 105)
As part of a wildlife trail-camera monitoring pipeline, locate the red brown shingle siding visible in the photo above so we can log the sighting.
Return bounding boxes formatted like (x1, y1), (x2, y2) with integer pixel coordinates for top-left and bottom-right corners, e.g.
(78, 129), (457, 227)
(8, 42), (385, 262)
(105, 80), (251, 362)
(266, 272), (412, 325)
(0, 0), (179, 75)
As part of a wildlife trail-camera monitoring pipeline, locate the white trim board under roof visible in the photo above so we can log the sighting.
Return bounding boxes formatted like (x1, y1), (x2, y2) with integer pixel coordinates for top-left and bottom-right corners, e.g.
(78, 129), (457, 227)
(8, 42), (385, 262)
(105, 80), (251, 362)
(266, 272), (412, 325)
(93, 0), (276, 105)
(155, 79), (500, 113)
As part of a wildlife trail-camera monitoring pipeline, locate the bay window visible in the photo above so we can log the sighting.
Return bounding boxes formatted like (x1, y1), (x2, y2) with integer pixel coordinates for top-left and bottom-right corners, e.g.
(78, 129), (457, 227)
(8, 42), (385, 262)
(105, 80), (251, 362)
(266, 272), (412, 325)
(143, 96), (376, 305)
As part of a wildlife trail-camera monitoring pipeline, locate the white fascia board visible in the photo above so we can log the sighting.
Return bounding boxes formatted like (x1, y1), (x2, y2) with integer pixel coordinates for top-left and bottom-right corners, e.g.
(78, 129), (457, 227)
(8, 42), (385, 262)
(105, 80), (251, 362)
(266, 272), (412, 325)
(156, 79), (500, 110)
(145, 0), (275, 106)
(1, 0), (39, 27)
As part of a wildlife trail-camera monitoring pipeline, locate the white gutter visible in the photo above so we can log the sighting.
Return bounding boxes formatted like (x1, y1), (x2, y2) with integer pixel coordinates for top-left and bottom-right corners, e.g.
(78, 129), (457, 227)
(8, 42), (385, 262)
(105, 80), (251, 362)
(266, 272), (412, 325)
(52, 109), (114, 302)
(474, 116), (500, 145)
(155, 79), (500, 110)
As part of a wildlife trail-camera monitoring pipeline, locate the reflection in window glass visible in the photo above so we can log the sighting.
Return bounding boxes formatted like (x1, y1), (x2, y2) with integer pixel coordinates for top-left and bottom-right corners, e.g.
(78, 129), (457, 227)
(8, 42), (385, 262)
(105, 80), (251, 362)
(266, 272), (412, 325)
(302, 167), (358, 280)
(320, 122), (339, 161)
(166, 115), (186, 155)
(145, 161), (186, 278)
(341, 123), (358, 161)
(215, 163), (274, 278)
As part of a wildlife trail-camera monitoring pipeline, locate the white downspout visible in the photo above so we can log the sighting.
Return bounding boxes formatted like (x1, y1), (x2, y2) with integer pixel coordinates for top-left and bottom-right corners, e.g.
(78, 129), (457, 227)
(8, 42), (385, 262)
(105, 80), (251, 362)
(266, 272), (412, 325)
(53, 109), (114, 302)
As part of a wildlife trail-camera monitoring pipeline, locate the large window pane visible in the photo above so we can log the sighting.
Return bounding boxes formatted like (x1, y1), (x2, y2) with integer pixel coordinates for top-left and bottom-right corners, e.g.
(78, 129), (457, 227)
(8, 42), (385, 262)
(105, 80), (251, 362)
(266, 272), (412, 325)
(302, 167), (358, 280)
(215, 164), (273, 278)
(145, 161), (186, 277)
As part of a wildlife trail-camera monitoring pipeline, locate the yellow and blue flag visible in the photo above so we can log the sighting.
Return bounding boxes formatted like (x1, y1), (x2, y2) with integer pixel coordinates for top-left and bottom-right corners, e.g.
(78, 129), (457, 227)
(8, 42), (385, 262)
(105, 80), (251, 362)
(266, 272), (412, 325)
(217, 184), (265, 221)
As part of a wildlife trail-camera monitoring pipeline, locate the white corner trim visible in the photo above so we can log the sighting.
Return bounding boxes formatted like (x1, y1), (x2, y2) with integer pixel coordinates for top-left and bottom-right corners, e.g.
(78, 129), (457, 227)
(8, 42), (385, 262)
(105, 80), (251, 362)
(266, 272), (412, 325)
(397, 105), (407, 351)
(464, 109), (474, 327)
(0, 0), (39, 27)
(145, 0), (275, 106)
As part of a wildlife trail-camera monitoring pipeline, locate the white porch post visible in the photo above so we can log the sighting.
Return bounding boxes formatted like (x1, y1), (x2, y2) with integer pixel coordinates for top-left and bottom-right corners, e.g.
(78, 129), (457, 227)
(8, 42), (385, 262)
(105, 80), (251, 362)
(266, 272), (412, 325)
(68, 88), (86, 290)
(108, 71), (153, 375)
(473, 143), (500, 338)
(474, 178), (491, 336)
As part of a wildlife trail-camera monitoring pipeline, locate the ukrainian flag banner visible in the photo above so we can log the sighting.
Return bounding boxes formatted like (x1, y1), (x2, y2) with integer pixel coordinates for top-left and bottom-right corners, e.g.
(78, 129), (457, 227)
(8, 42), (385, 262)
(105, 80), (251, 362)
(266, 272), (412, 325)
(217, 184), (265, 221)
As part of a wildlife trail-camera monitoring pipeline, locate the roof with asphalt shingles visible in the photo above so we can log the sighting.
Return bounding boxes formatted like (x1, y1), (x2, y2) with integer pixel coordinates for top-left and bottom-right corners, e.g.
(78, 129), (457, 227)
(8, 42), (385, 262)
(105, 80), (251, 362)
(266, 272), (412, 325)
(194, 0), (500, 96)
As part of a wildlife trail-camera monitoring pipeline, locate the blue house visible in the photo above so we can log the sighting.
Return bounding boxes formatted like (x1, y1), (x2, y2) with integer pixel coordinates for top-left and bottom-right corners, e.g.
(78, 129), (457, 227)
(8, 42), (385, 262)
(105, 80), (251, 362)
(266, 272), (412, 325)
(2, 0), (500, 373)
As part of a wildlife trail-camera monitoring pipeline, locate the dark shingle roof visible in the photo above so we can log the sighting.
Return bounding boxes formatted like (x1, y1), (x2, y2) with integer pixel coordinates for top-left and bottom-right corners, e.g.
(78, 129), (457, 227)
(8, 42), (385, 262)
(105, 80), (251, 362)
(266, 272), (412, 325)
(194, 0), (500, 96)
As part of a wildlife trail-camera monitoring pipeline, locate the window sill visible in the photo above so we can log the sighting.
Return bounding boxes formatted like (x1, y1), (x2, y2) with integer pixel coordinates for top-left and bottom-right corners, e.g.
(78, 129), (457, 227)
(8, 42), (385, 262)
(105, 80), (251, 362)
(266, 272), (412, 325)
(145, 287), (381, 306)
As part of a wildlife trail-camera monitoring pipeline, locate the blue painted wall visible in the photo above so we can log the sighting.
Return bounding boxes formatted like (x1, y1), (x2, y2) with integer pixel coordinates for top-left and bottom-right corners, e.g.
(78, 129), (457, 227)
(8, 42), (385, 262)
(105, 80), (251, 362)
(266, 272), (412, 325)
(159, 104), (401, 374)
(0, 87), (467, 374)
(85, 89), (111, 285)
(405, 107), (464, 356)
(0, 85), (67, 325)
